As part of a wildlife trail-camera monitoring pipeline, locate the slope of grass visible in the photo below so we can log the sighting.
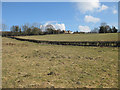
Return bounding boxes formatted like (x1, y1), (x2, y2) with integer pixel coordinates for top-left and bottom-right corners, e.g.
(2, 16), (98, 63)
(17, 33), (118, 41)
(2, 37), (118, 88)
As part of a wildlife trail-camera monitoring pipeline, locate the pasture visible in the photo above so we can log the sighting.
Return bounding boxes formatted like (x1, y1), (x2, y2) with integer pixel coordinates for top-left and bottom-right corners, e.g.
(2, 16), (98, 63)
(17, 33), (118, 41)
(2, 36), (118, 88)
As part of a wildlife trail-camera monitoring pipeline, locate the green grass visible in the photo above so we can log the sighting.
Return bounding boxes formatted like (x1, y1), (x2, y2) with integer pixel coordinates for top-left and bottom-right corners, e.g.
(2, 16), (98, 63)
(2, 37), (118, 88)
(17, 33), (118, 41)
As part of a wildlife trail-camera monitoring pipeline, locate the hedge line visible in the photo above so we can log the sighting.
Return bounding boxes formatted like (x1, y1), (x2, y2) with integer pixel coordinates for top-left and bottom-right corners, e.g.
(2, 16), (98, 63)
(8, 37), (120, 47)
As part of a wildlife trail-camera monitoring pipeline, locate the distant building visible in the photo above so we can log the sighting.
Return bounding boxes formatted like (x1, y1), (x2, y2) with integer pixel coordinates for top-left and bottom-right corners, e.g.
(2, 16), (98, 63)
(63, 30), (73, 34)
(68, 30), (73, 34)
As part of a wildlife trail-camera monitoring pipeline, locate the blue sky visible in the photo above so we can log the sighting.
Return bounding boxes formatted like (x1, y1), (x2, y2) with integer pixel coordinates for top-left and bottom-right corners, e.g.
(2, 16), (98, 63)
(2, 2), (118, 32)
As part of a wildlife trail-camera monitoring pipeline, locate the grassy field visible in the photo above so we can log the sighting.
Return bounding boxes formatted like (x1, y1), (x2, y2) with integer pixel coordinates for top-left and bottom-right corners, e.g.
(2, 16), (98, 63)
(2, 37), (118, 88)
(17, 33), (118, 41)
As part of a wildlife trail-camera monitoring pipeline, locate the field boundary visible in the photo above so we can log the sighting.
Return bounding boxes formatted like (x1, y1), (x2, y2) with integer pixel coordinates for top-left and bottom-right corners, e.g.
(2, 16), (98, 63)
(8, 37), (120, 47)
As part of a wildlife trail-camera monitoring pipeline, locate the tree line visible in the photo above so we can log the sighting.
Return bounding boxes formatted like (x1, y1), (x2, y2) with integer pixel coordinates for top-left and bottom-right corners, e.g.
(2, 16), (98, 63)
(91, 23), (118, 33)
(2, 24), (65, 37)
(2, 22), (119, 37)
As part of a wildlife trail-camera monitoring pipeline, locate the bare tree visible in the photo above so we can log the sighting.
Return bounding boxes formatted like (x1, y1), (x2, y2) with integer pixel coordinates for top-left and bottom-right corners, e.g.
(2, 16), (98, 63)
(101, 22), (107, 27)
(2, 24), (8, 31)
(91, 27), (99, 33)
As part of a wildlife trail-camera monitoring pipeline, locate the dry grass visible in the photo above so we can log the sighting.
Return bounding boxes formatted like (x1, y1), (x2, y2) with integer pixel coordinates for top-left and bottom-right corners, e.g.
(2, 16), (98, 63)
(2, 37), (118, 88)
(17, 33), (118, 41)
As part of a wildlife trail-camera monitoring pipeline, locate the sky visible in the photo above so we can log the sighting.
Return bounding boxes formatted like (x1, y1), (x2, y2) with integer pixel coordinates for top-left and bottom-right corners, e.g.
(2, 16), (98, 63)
(2, 1), (118, 32)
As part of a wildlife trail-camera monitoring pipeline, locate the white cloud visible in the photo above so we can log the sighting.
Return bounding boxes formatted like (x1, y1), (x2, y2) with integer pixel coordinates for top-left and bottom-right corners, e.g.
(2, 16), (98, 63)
(113, 9), (117, 14)
(75, 0), (108, 13)
(78, 25), (91, 32)
(84, 15), (100, 23)
(53, 23), (65, 30)
(40, 25), (45, 31)
(40, 21), (65, 31)
(76, 0), (100, 13)
(111, 6), (118, 14)
(98, 4), (108, 12)
(112, 9), (117, 14)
